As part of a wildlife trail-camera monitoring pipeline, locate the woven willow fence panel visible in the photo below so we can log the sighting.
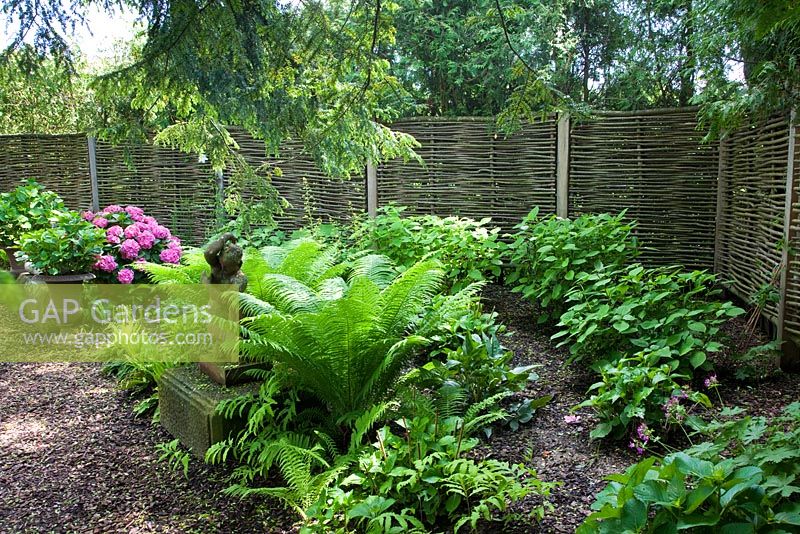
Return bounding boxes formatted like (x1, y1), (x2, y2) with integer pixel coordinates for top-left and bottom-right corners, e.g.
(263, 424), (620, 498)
(569, 109), (719, 269)
(0, 134), (365, 245)
(376, 117), (557, 227)
(716, 116), (790, 326)
(0, 134), (92, 209)
(94, 141), (217, 245)
(232, 132), (365, 229)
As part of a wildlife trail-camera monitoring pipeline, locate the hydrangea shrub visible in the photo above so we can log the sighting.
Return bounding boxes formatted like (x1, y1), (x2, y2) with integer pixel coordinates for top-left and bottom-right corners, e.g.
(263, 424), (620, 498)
(84, 205), (182, 284)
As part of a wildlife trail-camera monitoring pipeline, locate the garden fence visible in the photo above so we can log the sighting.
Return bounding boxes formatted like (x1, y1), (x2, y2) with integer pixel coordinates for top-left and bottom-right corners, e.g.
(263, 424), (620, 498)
(0, 108), (797, 342)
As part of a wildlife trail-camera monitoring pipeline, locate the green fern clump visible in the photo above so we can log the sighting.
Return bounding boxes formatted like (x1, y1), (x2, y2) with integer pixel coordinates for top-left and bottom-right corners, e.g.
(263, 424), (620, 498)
(241, 259), (444, 422)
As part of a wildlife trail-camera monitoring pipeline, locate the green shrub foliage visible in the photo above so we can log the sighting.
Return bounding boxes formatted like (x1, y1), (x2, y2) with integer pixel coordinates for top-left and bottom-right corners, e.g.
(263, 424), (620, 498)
(505, 208), (638, 321)
(579, 403), (800, 533)
(17, 211), (106, 275)
(555, 265), (745, 368)
(306, 397), (556, 533)
(353, 205), (505, 291)
(0, 180), (65, 246)
(210, 377), (556, 533)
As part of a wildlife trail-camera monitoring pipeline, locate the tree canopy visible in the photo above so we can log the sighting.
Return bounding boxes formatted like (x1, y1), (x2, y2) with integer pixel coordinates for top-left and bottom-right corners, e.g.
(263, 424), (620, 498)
(1, 0), (798, 216)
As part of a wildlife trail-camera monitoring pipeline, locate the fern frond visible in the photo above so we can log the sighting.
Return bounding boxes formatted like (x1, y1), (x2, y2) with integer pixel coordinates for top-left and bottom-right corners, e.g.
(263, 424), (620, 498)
(348, 254), (397, 289)
(378, 260), (445, 335)
(258, 274), (322, 314)
(238, 293), (277, 318)
(463, 391), (514, 423)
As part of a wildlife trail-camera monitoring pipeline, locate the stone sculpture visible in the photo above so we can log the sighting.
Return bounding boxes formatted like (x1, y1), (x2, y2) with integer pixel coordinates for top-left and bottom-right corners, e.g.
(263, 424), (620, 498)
(202, 232), (247, 292)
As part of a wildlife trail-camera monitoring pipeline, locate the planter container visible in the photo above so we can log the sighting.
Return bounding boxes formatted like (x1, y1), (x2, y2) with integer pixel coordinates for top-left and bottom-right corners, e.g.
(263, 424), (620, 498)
(21, 272), (96, 284)
(1, 246), (27, 277)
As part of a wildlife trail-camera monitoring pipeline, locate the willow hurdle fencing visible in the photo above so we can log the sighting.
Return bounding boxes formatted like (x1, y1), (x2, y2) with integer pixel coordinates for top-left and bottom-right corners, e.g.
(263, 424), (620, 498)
(0, 109), (798, 346)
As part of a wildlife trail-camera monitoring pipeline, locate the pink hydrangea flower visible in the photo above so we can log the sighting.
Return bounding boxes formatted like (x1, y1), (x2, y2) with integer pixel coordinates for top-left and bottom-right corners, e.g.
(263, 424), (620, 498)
(104, 205), (124, 214)
(125, 206), (145, 222)
(92, 217), (109, 229)
(160, 247), (181, 264)
(117, 268), (135, 284)
(151, 225), (171, 239)
(143, 216), (157, 226)
(136, 231), (156, 250)
(93, 255), (118, 273)
(106, 225), (123, 244)
(167, 237), (181, 249)
(123, 224), (141, 239)
(81, 211), (94, 221)
(120, 239), (141, 260)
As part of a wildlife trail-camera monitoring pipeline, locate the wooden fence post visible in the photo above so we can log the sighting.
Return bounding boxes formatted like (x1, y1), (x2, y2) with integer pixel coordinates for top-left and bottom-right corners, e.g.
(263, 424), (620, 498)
(87, 136), (100, 212)
(556, 113), (570, 218)
(215, 169), (225, 227)
(778, 109), (797, 345)
(713, 138), (729, 275)
(367, 162), (378, 217)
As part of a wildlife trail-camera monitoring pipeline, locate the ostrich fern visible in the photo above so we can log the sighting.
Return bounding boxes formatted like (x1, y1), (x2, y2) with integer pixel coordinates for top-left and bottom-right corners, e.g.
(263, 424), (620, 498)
(241, 260), (445, 421)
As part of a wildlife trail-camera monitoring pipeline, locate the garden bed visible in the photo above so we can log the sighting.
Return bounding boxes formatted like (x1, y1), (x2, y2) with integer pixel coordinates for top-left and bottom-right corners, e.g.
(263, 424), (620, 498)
(1, 285), (797, 533)
(480, 285), (800, 532)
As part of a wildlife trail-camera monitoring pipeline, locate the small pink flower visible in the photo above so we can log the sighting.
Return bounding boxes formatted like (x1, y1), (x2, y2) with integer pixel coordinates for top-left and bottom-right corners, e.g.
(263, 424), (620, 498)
(160, 248), (181, 264)
(93, 255), (118, 273)
(92, 217), (109, 229)
(167, 237), (181, 249)
(81, 211), (94, 221)
(628, 440), (645, 456)
(564, 415), (582, 425)
(104, 205), (124, 214)
(120, 239), (141, 260)
(703, 374), (719, 389)
(123, 224), (141, 239)
(125, 206), (145, 222)
(136, 231), (156, 250)
(117, 268), (135, 284)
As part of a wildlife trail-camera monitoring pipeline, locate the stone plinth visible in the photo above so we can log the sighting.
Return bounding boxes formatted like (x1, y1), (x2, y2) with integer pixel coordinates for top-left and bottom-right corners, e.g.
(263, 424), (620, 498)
(159, 365), (258, 459)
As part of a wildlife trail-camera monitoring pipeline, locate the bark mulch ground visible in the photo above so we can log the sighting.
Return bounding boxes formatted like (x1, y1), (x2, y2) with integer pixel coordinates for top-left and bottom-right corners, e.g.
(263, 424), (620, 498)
(0, 285), (798, 533)
(0, 362), (294, 533)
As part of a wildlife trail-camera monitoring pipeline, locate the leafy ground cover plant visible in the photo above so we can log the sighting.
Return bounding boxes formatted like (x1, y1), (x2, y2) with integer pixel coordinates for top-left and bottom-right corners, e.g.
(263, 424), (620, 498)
(578, 403), (800, 533)
(209, 375), (556, 533)
(576, 347), (711, 440)
(505, 208), (638, 322)
(0, 180), (65, 246)
(306, 398), (556, 533)
(353, 205), (505, 291)
(408, 282), (546, 434)
(16, 210), (106, 275)
(555, 264), (745, 369)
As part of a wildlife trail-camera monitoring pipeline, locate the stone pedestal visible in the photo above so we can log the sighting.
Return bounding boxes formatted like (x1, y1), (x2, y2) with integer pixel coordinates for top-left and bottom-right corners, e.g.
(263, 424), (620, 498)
(159, 365), (259, 459)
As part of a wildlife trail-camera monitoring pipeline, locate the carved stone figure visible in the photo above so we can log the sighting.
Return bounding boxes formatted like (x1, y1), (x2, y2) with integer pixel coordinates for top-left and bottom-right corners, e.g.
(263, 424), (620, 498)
(202, 232), (248, 292)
